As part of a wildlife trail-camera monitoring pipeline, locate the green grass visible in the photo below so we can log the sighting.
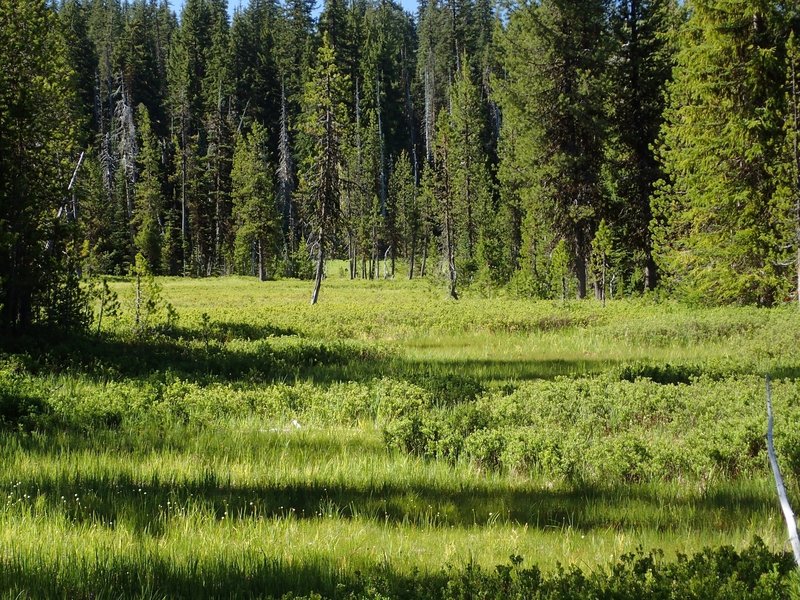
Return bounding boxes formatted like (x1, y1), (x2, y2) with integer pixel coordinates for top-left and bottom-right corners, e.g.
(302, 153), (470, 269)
(1, 272), (799, 597)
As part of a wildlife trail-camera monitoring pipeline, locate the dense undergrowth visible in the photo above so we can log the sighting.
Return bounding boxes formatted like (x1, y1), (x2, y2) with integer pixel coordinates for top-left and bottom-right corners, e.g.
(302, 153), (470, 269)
(1, 274), (799, 597)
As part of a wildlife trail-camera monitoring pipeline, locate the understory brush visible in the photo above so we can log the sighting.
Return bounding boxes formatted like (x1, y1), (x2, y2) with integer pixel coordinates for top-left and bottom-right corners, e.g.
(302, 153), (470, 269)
(384, 374), (800, 485)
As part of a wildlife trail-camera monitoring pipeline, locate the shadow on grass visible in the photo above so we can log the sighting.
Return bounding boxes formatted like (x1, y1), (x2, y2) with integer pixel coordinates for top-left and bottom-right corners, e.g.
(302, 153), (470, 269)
(0, 552), (448, 600)
(0, 327), (619, 393)
(2, 539), (794, 600)
(5, 430), (779, 537)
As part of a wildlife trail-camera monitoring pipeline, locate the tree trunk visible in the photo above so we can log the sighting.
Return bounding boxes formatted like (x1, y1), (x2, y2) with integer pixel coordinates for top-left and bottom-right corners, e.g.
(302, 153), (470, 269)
(349, 234), (356, 279)
(445, 203), (458, 299)
(311, 227), (325, 305)
(384, 246), (391, 278)
(258, 239), (267, 282)
(420, 235), (428, 277)
(575, 229), (587, 299)
(408, 229), (416, 279)
(644, 251), (658, 291)
(601, 256), (606, 308)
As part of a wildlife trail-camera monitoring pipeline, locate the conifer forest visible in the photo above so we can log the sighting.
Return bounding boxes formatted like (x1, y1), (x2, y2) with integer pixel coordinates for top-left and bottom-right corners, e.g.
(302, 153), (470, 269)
(4, 0), (800, 598)
(2, 0), (799, 322)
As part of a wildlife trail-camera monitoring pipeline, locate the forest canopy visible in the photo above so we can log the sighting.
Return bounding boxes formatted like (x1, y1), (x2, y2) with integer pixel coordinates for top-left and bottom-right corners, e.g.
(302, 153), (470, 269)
(2, 0), (800, 329)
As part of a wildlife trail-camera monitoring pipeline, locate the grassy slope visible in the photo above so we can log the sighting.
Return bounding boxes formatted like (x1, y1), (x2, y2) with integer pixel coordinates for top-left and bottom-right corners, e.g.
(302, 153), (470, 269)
(1, 271), (799, 597)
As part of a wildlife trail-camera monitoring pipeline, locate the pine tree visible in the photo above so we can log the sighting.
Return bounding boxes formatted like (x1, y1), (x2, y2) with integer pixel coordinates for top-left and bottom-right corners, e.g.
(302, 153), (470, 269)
(203, 0), (234, 274)
(132, 104), (163, 270)
(277, 83), (297, 274)
(298, 34), (349, 304)
(117, 0), (167, 136)
(230, 0), (280, 134)
(433, 111), (458, 298)
(0, 0), (85, 329)
(495, 0), (610, 298)
(788, 30), (800, 302)
(449, 55), (492, 280)
(389, 151), (418, 278)
(167, 0), (220, 274)
(605, 0), (679, 292)
(417, 0), (454, 162)
(776, 23), (800, 303)
(58, 0), (97, 141)
(275, 0), (315, 105)
(231, 123), (280, 280)
(653, 0), (789, 305)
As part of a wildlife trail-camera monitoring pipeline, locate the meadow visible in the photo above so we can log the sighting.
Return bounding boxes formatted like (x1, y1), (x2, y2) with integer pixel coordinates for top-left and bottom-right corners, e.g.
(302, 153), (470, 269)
(1, 267), (800, 598)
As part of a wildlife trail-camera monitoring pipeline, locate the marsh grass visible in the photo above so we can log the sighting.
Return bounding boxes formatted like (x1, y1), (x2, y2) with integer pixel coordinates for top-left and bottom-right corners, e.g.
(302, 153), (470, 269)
(0, 423), (790, 598)
(1, 274), (800, 596)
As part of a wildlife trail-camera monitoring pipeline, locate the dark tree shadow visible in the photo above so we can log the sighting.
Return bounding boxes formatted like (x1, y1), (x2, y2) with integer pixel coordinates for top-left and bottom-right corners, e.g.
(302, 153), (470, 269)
(0, 326), (621, 396)
(5, 431), (780, 537)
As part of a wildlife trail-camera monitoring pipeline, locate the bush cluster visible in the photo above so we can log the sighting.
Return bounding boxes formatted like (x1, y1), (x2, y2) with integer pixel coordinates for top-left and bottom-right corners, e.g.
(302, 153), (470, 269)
(384, 374), (800, 485)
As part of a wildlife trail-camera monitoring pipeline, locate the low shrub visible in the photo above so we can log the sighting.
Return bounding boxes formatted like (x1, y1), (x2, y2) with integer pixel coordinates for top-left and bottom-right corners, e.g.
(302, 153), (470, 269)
(281, 539), (796, 600)
(383, 374), (800, 485)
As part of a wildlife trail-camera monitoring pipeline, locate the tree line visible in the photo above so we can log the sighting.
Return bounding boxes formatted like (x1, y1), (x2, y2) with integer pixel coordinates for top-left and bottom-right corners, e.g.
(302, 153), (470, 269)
(2, 0), (799, 327)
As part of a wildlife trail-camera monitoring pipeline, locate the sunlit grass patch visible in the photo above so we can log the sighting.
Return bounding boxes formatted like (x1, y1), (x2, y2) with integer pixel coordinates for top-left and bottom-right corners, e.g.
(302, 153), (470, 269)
(2, 275), (800, 596)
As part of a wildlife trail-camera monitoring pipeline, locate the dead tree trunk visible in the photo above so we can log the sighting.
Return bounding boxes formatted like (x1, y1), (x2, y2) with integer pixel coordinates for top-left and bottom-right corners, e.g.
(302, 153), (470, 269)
(311, 227), (325, 305)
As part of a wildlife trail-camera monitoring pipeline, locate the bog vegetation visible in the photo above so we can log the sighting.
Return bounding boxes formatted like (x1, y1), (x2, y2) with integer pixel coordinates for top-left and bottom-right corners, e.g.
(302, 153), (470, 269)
(3, 0), (800, 596)
(0, 274), (800, 597)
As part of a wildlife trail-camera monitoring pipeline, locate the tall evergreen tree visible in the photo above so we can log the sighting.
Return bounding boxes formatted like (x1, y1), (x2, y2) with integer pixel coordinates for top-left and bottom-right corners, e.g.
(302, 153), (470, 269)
(389, 151), (419, 277)
(417, 0), (454, 162)
(298, 34), (349, 304)
(785, 30), (800, 302)
(132, 104), (163, 270)
(653, 0), (789, 305)
(277, 83), (297, 273)
(230, 0), (280, 134)
(58, 0), (97, 140)
(449, 55), (492, 279)
(203, 0), (234, 274)
(605, 0), (679, 292)
(0, 0), (85, 329)
(231, 122), (280, 280)
(495, 0), (610, 298)
(433, 110), (458, 298)
(117, 0), (167, 135)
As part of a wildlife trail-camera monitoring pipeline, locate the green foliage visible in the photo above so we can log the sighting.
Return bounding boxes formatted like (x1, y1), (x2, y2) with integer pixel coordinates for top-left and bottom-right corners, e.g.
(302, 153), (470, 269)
(231, 122), (281, 280)
(298, 33), (350, 302)
(449, 56), (493, 281)
(87, 277), (120, 334)
(132, 104), (163, 270)
(590, 218), (616, 301)
(494, 0), (609, 299)
(130, 253), (177, 336)
(549, 239), (572, 300)
(389, 152), (419, 277)
(0, 370), (50, 431)
(653, 1), (792, 305)
(384, 372), (800, 485)
(603, 0), (679, 292)
(0, 0), (85, 330)
(3, 277), (800, 596)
